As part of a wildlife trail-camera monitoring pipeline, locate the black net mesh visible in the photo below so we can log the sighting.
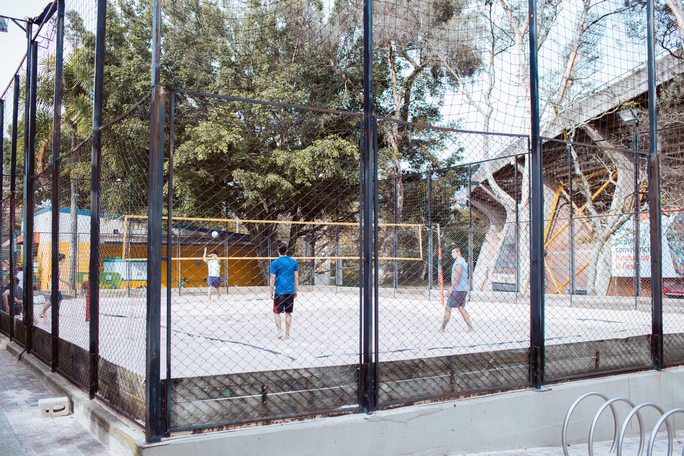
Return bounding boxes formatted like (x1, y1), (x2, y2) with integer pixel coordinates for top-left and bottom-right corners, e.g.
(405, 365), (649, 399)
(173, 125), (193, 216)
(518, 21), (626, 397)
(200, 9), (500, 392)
(0, 0), (683, 437)
(660, 136), (684, 367)
(164, 92), (362, 429)
(1, 48), (29, 348)
(541, 140), (652, 381)
(95, 94), (152, 422)
(0, 78), (18, 338)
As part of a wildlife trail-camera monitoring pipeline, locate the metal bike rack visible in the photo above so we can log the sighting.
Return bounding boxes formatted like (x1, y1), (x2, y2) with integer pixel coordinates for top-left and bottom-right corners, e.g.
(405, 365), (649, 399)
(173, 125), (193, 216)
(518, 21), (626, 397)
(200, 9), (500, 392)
(563, 392), (680, 456)
(646, 409), (684, 456)
(589, 397), (637, 456)
(617, 403), (671, 456)
(563, 392), (620, 456)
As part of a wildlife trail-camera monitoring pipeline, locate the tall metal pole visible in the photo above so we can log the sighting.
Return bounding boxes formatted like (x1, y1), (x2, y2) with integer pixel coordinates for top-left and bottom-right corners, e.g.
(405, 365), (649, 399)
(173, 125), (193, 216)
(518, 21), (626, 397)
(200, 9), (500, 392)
(21, 23), (32, 344)
(165, 90), (175, 434)
(568, 145), (575, 299)
(360, 0), (375, 413)
(372, 115), (380, 411)
(634, 126), (640, 301)
(646, 0), (663, 371)
(127, 182), (131, 298)
(24, 37), (38, 348)
(393, 175), (398, 292)
(515, 156), (520, 298)
(50, 0), (65, 371)
(146, 0), (165, 441)
(89, 0), (107, 399)
(428, 173), (433, 297)
(310, 236), (315, 286)
(468, 165), (474, 292)
(528, 0), (545, 389)
(9, 75), (19, 340)
(336, 190), (341, 287)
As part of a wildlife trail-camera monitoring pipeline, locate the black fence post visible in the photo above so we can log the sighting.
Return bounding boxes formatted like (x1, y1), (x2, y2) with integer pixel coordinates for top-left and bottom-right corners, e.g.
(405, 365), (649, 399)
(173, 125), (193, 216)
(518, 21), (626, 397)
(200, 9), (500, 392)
(646, 0), (663, 371)
(372, 115), (379, 410)
(393, 175), (398, 291)
(468, 165), (473, 292)
(50, 0), (65, 372)
(634, 129), (640, 300)
(24, 37), (38, 349)
(515, 157), (519, 295)
(164, 90), (175, 435)
(146, 0), (165, 442)
(528, 0), (544, 388)
(21, 25), (31, 335)
(9, 75), (19, 340)
(567, 145), (574, 298)
(428, 173), (433, 294)
(359, 0), (375, 413)
(89, 0), (107, 399)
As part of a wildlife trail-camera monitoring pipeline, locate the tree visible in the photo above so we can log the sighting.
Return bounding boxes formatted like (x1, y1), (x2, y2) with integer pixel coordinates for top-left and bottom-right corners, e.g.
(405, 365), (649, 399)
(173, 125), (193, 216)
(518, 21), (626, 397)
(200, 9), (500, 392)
(318, 0), (481, 283)
(624, 0), (684, 55)
(451, 0), (631, 294)
(167, 0), (363, 281)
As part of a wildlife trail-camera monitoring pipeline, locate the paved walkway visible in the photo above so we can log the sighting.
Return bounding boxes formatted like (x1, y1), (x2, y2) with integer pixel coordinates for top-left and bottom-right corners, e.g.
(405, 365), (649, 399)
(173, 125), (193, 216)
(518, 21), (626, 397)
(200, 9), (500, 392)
(0, 345), (111, 456)
(461, 431), (684, 455)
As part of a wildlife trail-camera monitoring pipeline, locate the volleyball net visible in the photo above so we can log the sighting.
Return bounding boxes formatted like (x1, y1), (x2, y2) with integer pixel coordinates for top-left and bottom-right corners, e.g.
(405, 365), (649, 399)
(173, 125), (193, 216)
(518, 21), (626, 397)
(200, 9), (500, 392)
(120, 215), (425, 262)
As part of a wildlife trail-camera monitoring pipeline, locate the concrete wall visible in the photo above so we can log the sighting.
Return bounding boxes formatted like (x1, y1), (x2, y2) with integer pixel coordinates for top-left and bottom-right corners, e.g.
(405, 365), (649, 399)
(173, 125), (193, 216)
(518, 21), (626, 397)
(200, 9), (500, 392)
(139, 368), (684, 456)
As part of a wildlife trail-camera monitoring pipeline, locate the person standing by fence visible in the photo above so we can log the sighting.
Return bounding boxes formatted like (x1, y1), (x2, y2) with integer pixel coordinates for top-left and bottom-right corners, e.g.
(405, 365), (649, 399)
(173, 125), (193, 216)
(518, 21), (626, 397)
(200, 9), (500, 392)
(269, 241), (298, 339)
(439, 245), (474, 333)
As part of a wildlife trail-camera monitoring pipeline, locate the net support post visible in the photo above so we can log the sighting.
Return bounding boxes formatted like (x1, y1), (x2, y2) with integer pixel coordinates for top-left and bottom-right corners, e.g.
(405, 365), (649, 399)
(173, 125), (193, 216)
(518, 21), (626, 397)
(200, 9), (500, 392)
(23, 34), (38, 349)
(50, 0), (65, 372)
(528, 0), (545, 388)
(9, 75), (19, 341)
(165, 90), (175, 432)
(146, 0), (165, 441)
(89, 0), (107, 400)
(468, 165), (473, 292)
(428, 173), (433, 298)
(393, 176), (398, 293)
(359, 0), (376, 414)
(646, 0), (663, 371)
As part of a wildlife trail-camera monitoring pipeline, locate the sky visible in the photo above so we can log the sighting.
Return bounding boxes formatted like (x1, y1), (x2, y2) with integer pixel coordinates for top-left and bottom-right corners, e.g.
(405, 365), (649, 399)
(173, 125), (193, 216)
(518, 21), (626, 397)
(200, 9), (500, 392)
(0, 0), (55, 98)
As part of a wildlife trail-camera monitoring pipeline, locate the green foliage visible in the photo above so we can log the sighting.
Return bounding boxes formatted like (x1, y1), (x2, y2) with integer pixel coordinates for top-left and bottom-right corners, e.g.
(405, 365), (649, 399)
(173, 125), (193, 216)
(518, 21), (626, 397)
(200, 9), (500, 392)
(18, 0), (483, 280)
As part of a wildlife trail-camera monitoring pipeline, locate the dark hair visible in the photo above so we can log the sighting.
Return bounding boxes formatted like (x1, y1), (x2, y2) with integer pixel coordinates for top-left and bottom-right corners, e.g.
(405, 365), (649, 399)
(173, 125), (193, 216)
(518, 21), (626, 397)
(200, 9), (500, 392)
(277, 242), (288, 255)
(58, 253), (66, 261)
(450, 244), (461, 253)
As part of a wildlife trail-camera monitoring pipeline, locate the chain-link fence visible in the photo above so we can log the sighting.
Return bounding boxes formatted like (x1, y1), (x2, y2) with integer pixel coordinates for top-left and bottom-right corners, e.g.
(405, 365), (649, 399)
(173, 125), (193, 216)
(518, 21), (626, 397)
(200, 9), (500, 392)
(1, 0), (683, 444)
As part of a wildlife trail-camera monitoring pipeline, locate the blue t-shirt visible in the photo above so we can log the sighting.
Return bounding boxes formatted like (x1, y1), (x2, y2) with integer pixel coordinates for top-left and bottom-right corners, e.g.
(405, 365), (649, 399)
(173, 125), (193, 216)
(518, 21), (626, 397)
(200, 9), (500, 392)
(452, 256), (469, 291)
(270, 256), (298, 295)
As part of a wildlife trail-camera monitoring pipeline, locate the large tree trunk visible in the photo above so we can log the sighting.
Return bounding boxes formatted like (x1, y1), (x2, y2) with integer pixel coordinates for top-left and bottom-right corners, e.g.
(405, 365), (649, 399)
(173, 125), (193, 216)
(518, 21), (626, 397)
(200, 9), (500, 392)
(244, 221), (276, 286)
